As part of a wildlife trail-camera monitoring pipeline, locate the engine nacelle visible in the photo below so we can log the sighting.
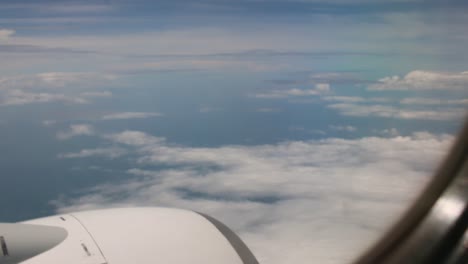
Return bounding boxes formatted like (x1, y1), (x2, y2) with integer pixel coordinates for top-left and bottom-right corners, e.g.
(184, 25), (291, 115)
(0, 207), (258, 264)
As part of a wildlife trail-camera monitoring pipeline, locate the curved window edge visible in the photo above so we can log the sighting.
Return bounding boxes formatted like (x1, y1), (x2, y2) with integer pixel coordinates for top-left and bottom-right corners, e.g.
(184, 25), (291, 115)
(354, 117), (468, 264)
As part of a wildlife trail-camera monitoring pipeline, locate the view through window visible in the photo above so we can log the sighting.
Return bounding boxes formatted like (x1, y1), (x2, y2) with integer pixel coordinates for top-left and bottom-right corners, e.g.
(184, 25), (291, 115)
(0, 1), (467, 263)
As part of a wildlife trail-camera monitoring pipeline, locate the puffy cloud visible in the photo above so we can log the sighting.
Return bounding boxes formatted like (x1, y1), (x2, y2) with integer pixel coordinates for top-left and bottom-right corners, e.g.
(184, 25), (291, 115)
(321, 71), (468, 120)
(52, 130), (454, 264)
(368, 70), (468, 91)
(56, 124), (94, 140)
(58, 147), (126, 159)
(0, 29), (15, 41)
(101, 112), (162, 120)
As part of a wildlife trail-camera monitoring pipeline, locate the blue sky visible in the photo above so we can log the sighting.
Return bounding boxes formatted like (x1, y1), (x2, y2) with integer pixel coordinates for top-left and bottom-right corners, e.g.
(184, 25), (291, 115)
(1, 1), (467, 263)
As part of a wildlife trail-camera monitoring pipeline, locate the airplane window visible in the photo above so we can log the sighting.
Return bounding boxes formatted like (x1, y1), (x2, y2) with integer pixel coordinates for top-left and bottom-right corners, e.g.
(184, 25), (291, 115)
(0, 1), (466, 264)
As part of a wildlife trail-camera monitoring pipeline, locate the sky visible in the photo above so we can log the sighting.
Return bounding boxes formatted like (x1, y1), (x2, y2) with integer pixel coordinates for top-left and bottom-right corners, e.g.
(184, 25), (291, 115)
(0, 0), (467, 263)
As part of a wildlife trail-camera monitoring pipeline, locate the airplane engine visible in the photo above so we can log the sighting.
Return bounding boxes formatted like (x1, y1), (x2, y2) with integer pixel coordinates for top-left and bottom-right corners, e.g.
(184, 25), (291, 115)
(0, 207), (258, 264)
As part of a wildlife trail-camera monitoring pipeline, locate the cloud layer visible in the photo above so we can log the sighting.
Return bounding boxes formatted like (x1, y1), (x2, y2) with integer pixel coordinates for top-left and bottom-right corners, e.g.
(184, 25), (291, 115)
(327, 103), (466, 121)
(53, 130), (454, 264)
(0, 72), (115, 106)
(253, 69), (468, 121)
(368, 70), (468, 91)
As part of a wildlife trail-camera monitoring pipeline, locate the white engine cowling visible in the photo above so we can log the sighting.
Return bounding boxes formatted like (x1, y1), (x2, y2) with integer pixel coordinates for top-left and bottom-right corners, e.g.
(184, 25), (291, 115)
(0, 207), (258, 264)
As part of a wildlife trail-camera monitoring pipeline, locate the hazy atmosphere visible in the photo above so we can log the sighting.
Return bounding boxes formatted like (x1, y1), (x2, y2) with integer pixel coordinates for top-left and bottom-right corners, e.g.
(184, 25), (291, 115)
(1, 0), (467, 263)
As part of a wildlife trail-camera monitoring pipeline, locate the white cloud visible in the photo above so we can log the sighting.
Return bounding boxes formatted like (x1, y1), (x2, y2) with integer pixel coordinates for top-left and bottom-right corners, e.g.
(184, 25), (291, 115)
(253, 88), (325, 99)
(289, 126), (327, 135)
(58, 147), (126, 159)
(323, 96), (391, 103)
(321, 71), (468, 121)
(56, 124), (94, 140)
(104, 130), (165, 146)
(368, 70), (468, 91)
(276, 71), (466, 121)
(0, 72), (116, 90)
(400, 98), (468, 106)
(329, 125), (357, 132)
(315, 83), (330, 92)
(376, 128), (400, 137)
(0, 89), (88, 106)
(323, 96), (366, 103)
(101, 112), (162, 120)
(0, 72), (116, 107)
(38, 72), (93, 86)
(0, 28), (15, 41)
(328, 103), (466, 121)
(42, 120), (57, 126)
(52, 130), (454, 264)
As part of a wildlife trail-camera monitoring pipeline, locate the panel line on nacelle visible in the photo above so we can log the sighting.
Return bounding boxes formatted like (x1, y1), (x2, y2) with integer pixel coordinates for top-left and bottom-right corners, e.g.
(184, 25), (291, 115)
(0, 236), (9, 257)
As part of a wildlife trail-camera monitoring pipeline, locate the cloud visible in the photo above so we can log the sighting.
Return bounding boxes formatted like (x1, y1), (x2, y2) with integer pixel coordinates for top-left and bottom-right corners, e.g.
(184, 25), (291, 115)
(320, 71), (467, 121)
(329, 125), (357, 132)
(58, 147), (126, 159)
(0, 89), (87, 106)
(400, 98), (468, 105)
(104, 130), (165, 147)
(52, 130), (454, 264)
(289, 126), (327, 135)
(376, 128), (400, 137)
(0, 72), (116, 107)
(368, 70), (468, 91)
(56, 124), (94, 140)
(101, 112), (162, 120)
(323, 96), (391, 103)
(42, 120), (57, 126)
(309, 72), (367, 85)
(253, 87), (328, 99)
(36, 72), (116, 88)
(315, 83), (330, 92)
(327, 103), (466, 120)
(323, 96), (367, 103)
(0, 29), (15, 41)
(0, 72), (116, 90)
